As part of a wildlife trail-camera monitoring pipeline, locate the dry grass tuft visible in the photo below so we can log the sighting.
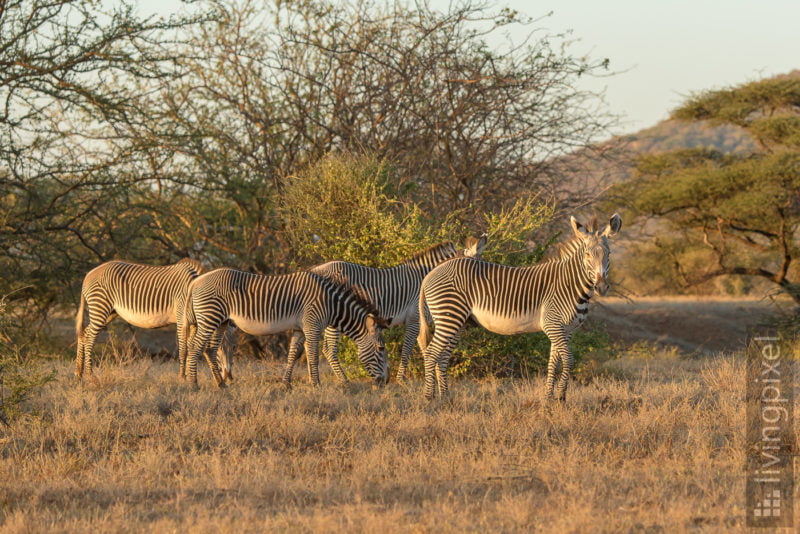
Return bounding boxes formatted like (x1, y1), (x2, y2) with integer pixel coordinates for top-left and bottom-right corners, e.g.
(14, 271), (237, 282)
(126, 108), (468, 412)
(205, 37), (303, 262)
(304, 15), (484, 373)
(0, 347), (793, 532)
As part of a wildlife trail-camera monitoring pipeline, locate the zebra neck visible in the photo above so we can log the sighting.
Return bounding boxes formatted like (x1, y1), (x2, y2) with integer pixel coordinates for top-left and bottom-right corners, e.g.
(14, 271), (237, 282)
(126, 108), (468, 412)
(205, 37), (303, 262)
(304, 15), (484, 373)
(405, 256), (439, 272)
(562, 242), (596, 303)
(331, 311), (364, 342)
(326, 296), (366, 341)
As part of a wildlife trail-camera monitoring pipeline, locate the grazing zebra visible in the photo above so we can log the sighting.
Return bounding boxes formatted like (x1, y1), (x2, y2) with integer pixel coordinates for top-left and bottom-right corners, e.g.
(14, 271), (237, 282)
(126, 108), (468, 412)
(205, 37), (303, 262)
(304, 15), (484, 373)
(181, 268), (390, 388)
(417, 214), (622, 401)
(74, 259), (230, 381)
(292, 236), (488, 382)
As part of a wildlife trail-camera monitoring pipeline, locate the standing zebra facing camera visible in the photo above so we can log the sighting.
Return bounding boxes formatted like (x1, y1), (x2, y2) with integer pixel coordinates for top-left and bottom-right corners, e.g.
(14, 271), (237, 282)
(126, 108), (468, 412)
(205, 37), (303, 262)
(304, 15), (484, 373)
(418, 214), (622, 401)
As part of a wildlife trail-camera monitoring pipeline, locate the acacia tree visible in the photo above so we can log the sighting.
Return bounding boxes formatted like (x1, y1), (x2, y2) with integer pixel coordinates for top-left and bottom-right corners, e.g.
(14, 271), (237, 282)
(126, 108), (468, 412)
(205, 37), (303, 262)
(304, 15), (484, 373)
(614, 74), (800, 302)
(149, 0), (613, 242)
(0, 0), (209, 315)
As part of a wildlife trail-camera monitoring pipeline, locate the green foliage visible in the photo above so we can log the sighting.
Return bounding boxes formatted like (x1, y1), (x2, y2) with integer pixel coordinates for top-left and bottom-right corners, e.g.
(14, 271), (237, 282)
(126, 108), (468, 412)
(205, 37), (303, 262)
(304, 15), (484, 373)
(288, 151), (564, 379)
(448, 321), (614, 379)
(750, 116), (800, 148)
(611, 73), (800, 302)
(481, 196), (556, 266)
(282, 152), (452, 267)
(673, 76), (800, 132)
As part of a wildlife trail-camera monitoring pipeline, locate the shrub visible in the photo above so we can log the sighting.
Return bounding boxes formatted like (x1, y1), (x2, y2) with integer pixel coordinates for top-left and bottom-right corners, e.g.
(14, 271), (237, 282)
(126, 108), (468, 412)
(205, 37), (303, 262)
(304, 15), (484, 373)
(0, 293), (55, 425)
(281, 150), (591, 381)
(282, 151), (446, 267)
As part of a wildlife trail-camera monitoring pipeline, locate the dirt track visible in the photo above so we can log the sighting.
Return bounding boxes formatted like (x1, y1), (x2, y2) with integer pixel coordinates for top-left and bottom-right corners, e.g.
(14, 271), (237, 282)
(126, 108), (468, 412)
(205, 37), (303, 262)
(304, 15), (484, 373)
(589, 296), (789, 354)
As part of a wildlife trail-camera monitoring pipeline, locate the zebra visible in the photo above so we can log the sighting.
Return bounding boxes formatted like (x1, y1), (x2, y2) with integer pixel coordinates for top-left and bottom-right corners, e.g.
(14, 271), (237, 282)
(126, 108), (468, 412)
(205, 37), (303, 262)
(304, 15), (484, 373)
(417, 214), (622, 401)
(290, 236), (488, 382)
(74, 258), (231, 381)
(180, 268), (390, 388)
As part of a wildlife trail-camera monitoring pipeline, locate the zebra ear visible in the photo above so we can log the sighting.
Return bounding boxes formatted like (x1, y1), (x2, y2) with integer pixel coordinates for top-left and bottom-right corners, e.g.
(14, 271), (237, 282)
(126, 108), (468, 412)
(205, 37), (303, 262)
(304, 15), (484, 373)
(603, 213), (622, 237)
(366, 314), (376, 330)
(570, 216), (589, 237)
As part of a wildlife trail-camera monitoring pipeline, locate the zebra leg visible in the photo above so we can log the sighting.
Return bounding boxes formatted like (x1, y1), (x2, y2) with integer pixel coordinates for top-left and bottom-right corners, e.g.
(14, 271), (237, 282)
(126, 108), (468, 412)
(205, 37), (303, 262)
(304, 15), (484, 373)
(216, 326), (236, 383)
(76, 323), (102, 379)
(75, 333), (84, 379)
(201, 326), (227, 388)
(186, 324), (215, 389)
(422, 327), (463, 400)
(544, 325), (569, 401)
(179, 323), (196, 381)
(322, 327), (348, 384)
(435, 357), (451, 398)
(75, 300), (112, 380)
(396, 318), (419, 382)
(176, 315), (190, 380)
(282, 331), (305, 389)
(555, 338), (574, 402)
(304, 330), (322, 387)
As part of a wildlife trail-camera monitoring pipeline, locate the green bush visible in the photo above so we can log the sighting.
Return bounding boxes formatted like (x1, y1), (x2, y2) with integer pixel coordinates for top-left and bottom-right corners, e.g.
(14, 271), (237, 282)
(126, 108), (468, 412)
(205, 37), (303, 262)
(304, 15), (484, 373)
(449, 321), (614, 380)
(281, 150), (614, 381)
(282, 151), (448, 267)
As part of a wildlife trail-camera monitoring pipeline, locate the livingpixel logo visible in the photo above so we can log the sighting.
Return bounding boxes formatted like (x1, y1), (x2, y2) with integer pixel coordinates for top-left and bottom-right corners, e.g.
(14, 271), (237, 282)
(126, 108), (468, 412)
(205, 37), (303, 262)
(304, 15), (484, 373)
(746, 336), (794, 528)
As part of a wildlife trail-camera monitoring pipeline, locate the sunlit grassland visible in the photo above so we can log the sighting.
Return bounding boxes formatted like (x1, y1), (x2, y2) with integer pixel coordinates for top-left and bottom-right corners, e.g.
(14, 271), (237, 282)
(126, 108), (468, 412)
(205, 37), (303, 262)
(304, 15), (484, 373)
(0, 344), (793, 533)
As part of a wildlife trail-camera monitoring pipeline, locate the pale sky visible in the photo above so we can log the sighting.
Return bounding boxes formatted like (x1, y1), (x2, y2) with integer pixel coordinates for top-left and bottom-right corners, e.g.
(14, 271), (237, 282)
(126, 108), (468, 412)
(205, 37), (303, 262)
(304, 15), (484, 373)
(135, 0), (800, 136)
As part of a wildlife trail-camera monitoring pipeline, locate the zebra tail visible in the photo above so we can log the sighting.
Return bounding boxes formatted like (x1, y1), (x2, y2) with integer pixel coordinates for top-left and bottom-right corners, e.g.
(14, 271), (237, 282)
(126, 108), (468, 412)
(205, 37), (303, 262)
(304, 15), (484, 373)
(75, 292), (87, 341)
(180, 289), (196, 340)
(417, 283), (431, 352)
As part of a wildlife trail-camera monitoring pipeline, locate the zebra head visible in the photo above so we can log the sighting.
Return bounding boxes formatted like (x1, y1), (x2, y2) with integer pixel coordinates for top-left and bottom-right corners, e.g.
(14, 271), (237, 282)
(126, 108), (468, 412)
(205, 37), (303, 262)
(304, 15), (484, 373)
(570, 213), (622, 296)
(356, 314), (391, 386)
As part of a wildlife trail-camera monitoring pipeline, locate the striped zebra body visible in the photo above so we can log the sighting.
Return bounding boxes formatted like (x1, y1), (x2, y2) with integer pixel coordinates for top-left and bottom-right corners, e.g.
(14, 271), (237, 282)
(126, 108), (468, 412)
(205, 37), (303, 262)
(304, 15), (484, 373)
(74, 258), (230, 380)
(418, 215), (621, 401)
(182, 268), (389, 387)
(301, 237), (487, 381)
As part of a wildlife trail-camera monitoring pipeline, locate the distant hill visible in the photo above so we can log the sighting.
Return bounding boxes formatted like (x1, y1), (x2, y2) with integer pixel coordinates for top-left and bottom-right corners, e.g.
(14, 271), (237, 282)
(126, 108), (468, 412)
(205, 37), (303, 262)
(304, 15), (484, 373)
(548, 71), (800, 202)
(544, 119), (758, 204)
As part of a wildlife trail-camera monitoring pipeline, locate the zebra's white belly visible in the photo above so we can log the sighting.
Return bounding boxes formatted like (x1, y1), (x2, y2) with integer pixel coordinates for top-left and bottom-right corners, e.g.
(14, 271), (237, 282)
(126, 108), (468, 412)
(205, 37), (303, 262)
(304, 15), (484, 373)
(471, 306), (542, 335)
(229, 314), (299, 336)
(389, 306), (413, 327)
(115, 306), (175, 329)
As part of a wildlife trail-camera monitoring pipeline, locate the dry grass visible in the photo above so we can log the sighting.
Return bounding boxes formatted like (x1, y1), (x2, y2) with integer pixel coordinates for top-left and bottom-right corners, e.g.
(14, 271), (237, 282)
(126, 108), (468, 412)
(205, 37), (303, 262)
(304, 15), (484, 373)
(0, 347), (794, 533)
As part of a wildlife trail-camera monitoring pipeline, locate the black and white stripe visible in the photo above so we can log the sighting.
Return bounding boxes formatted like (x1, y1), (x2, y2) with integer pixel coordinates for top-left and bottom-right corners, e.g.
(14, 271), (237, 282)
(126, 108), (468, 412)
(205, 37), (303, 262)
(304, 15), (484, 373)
(417, 215), (621, 401)
(74, 259), (230, 380)
(300, 237), (487, 381)
(181, 268), (390, 388)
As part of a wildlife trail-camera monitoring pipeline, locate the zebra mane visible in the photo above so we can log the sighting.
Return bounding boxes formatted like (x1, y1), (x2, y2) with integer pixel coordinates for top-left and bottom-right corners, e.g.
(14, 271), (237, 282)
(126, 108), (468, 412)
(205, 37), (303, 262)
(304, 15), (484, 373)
(318, 274), (382, 319)
(401, 241), (456, 266)
(539, 234), (586, 265)
(177, 257), (206, 274)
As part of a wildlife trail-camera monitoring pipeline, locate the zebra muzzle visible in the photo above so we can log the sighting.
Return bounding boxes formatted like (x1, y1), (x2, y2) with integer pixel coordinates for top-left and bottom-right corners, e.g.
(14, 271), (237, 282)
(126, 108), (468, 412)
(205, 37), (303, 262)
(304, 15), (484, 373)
(595, 275), (610, 296)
